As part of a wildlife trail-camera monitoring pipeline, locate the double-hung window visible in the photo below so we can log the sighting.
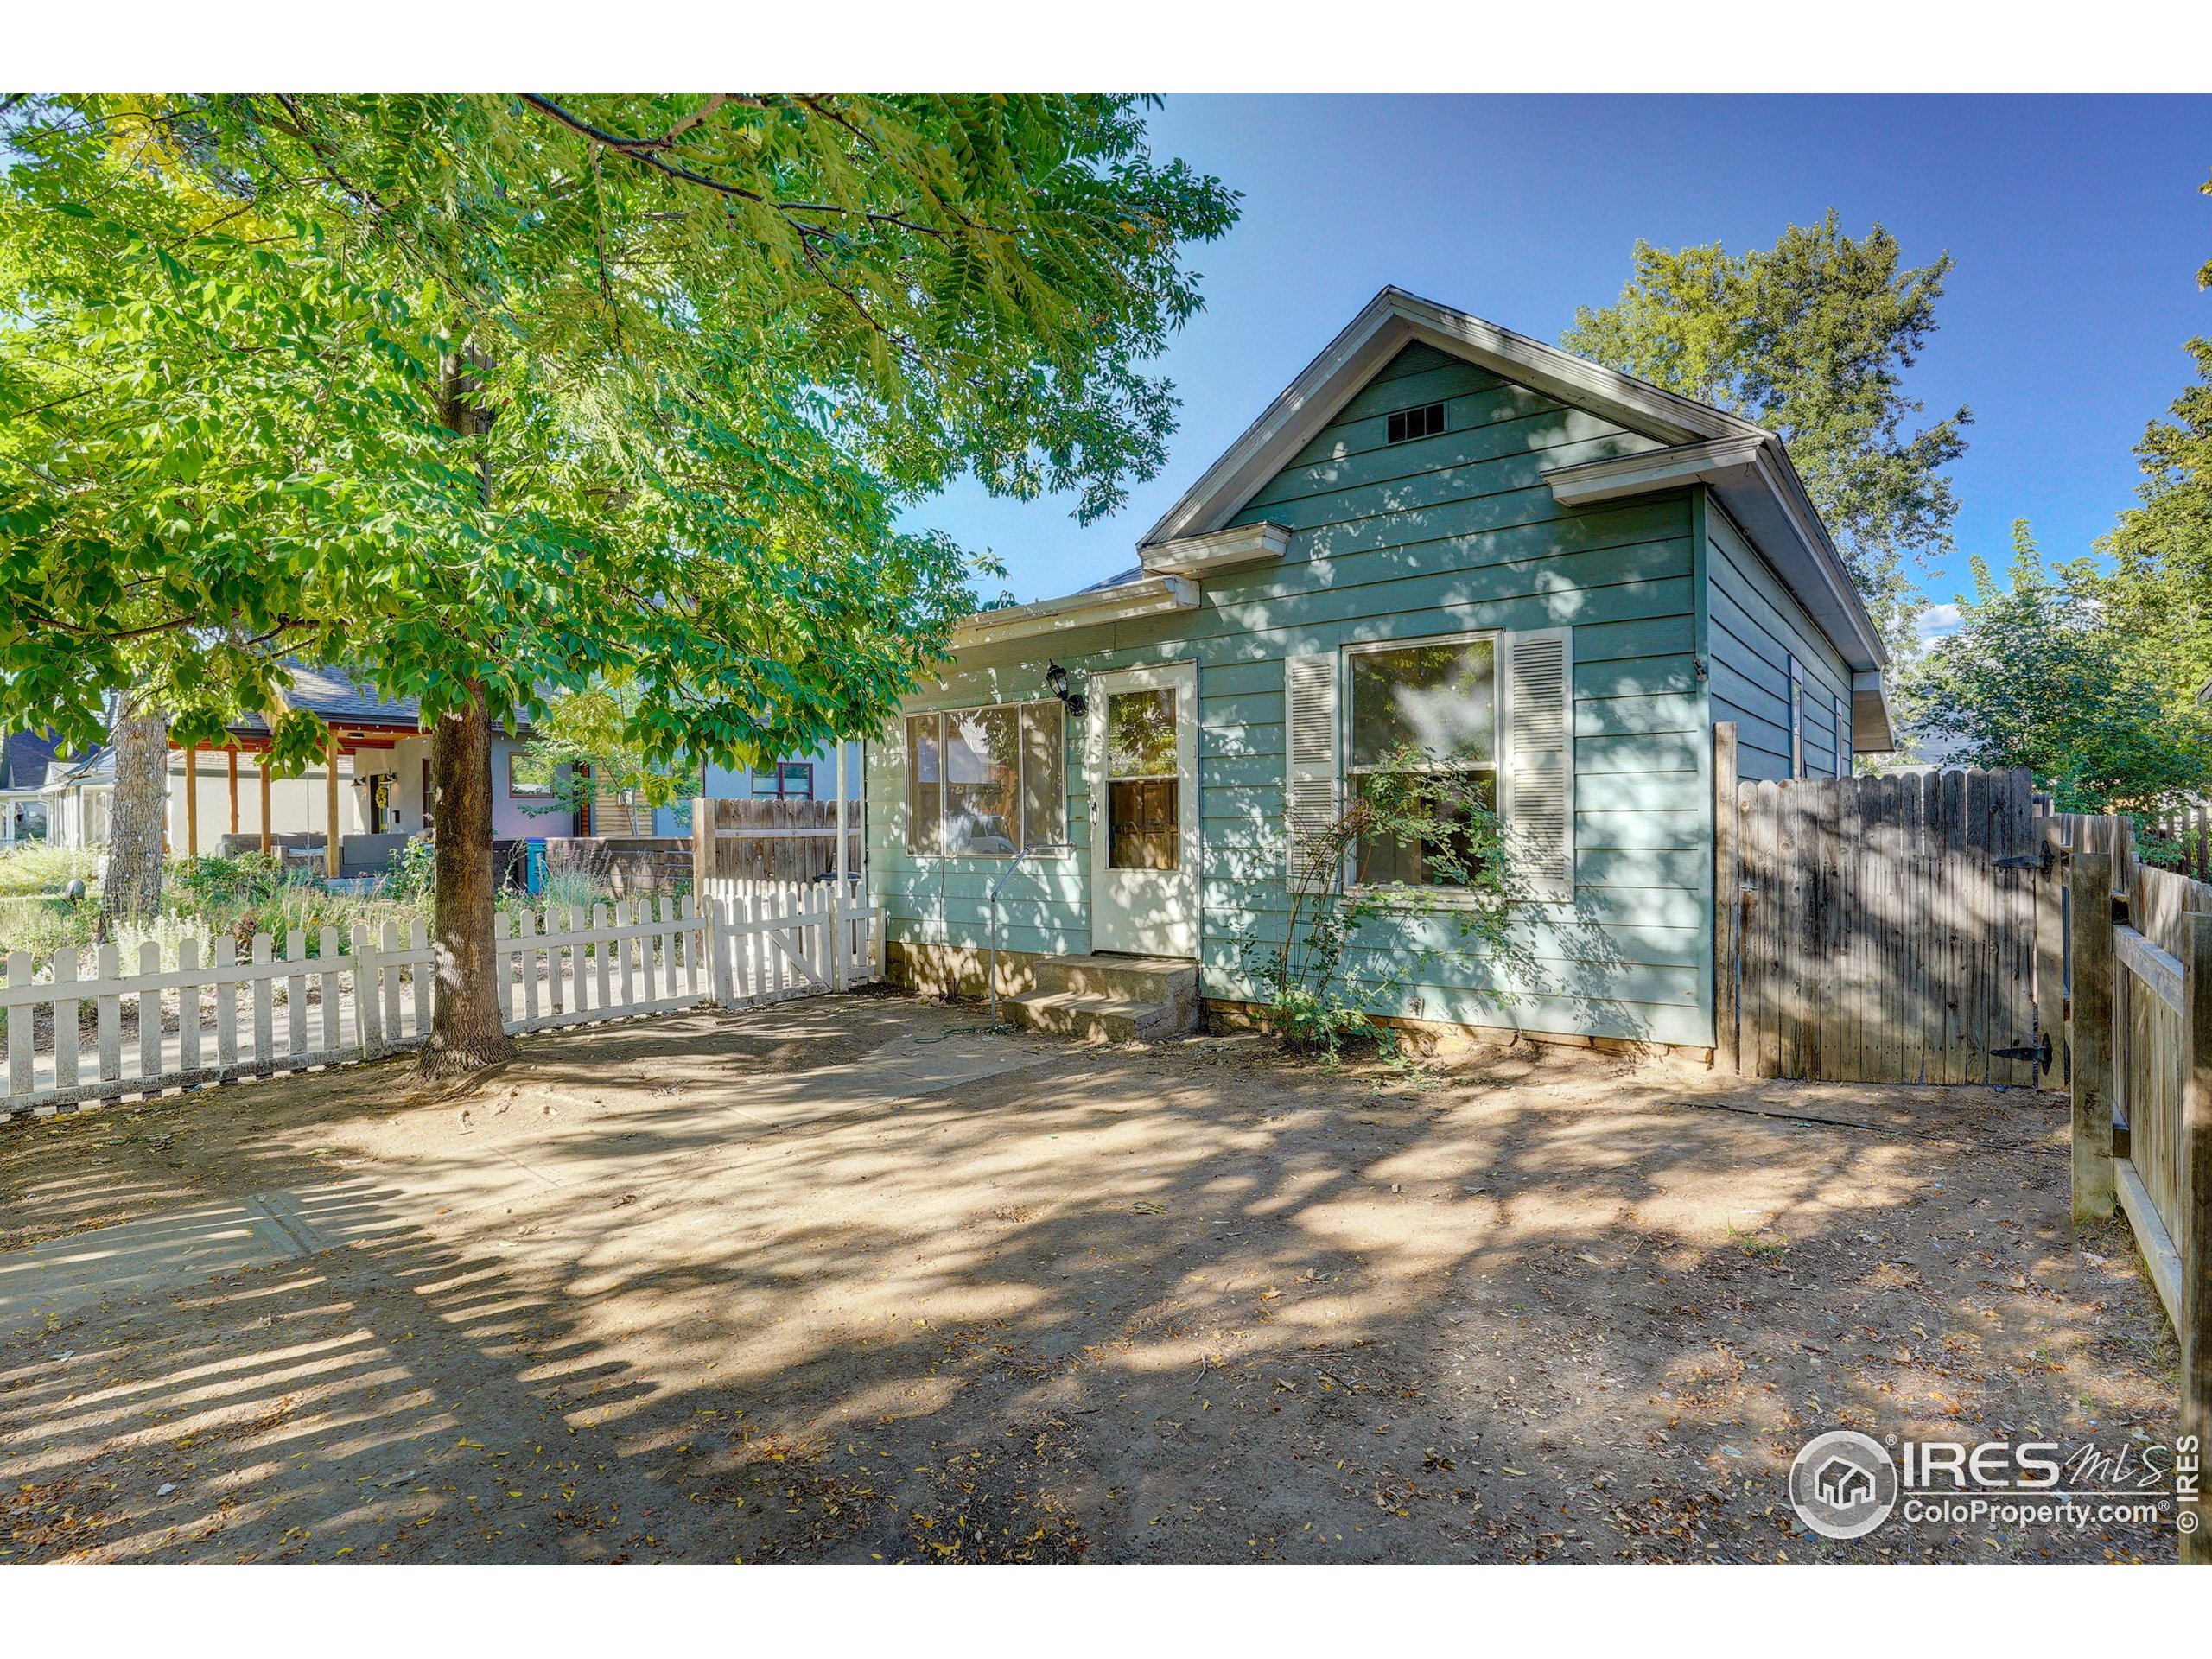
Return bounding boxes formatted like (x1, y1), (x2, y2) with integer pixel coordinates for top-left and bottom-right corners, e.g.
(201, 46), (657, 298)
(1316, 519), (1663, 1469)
(904, 701), (1065, 856)
(1287, 626), (1573, 903)
(1344, 633), (1500, 888)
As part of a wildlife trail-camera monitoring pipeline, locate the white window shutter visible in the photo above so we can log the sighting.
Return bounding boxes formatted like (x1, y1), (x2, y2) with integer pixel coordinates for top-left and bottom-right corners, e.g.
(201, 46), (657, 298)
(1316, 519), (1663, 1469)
(1284, 652), (1340, 884)
(1504, 628), (1573, 903)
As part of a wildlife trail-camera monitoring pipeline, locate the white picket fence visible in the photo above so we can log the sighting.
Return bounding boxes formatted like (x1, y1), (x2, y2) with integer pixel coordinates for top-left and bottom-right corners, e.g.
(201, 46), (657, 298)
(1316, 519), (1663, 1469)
(0, 880), (880, 1118)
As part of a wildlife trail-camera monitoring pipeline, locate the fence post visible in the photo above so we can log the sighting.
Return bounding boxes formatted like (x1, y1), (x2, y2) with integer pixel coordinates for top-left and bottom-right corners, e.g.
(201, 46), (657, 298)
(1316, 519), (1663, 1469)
(693, 795), (714, 897)
(2185, 911), (2212, 1562)
(2035, 816), (2065, 1092)
(1712, 721), (1739, 1074)
(2070, 849), (2116, 1224)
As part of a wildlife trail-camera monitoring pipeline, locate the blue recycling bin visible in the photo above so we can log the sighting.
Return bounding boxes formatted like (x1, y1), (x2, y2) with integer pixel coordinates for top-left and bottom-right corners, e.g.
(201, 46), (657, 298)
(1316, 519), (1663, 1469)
(524, 837), (547, 896)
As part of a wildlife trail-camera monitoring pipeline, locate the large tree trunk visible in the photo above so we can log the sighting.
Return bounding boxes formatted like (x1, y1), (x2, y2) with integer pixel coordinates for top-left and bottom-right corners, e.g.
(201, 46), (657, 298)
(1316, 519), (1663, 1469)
(100, 697), (168, 928)
(419, 683), (516, 1076)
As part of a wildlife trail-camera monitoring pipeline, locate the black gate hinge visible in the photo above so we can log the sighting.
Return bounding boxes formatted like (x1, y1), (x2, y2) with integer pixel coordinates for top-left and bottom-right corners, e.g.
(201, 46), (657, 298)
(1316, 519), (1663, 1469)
(1989, 1030), (2055, 1073)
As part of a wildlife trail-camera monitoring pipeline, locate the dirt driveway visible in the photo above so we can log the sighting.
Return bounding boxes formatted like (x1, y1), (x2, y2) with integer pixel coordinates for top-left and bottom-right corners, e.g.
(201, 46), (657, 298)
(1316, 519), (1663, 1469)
(0, 992), (2181, 1563)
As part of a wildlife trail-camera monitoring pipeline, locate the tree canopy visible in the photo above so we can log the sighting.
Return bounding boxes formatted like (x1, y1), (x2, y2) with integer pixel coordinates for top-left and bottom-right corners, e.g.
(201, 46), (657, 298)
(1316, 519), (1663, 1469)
(1897, 523), (2212, 815)
(1, 94), (1239, 766)
(0, 93), (1237, 1066)
(1562, 211), (1970, 652)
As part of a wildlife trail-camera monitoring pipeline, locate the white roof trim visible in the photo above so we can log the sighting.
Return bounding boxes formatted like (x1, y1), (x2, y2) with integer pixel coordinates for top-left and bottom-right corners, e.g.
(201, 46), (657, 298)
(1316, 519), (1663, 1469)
(1852, 670), (1896, 754)
(1542, 435), (1766, 505)
(1136, 285), (1887, 672)
(1139, 520), (1291, 579)
(951, 574), (1198, 651)
(1545, 439), (1888, 673)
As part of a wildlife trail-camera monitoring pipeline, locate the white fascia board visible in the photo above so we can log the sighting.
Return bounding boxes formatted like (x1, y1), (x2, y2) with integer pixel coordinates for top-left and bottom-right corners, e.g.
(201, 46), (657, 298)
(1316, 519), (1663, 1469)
(1852, 671), (1897, 753)
(1545, 437), (1889, 675)
(950, 575), (1199, 651)
(1140, 520), (1291, 579)
(1542, 435), (1767, 506)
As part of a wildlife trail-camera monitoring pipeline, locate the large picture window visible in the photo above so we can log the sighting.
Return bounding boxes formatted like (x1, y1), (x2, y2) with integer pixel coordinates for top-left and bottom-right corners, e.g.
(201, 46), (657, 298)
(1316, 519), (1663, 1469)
(1345, 633), (1499, 889)
(904, 701), (1065, 856)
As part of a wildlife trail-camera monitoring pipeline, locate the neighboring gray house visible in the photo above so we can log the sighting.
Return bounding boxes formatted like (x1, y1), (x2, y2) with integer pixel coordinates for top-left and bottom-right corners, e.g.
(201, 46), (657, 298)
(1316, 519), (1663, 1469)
(863, 288), (1893, 1055)
(1, 730), (114, 849)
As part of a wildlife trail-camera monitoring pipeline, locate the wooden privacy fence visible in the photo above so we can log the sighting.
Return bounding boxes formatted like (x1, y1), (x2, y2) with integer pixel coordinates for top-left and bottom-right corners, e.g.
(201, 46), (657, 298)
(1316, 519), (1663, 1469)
(1716, 728), (2043, 1084)
(693, 798), (863, 887)
(2067, 845), (2212, 1560)
(1, 880), (882, 1119)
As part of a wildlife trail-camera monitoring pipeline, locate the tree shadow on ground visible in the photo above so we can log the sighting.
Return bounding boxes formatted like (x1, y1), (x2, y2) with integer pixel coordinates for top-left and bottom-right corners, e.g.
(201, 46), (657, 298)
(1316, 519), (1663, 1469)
(0, 995), (2180, 1563)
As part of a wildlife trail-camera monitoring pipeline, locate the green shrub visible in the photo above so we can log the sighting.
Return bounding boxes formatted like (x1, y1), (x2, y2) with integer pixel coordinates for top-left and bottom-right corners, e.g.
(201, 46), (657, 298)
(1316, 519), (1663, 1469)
(1244, 743), (1529, 1057)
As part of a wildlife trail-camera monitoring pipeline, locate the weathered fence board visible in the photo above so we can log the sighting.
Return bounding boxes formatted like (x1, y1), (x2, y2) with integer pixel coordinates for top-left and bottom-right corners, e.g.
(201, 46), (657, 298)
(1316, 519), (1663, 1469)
(2, 880), (882, 1118)
(1726, 760), (2042, 1084)
(691, 798), (864, 887)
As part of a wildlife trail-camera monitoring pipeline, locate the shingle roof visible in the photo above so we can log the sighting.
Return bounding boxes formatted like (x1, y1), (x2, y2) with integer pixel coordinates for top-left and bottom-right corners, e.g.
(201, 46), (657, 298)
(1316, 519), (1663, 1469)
(2, 730), (65, 792)
(227, 662), (423, 734)
(1, 730), (112, 792)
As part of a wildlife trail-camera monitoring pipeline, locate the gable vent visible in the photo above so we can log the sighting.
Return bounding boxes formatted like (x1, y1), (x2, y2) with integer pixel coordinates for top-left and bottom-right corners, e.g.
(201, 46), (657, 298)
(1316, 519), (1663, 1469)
(1385, 402), (1446, 445)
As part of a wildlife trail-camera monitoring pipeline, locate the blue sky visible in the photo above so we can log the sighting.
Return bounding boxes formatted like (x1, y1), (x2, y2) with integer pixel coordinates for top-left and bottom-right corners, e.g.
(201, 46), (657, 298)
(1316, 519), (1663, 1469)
(907, 95), (2212, 639)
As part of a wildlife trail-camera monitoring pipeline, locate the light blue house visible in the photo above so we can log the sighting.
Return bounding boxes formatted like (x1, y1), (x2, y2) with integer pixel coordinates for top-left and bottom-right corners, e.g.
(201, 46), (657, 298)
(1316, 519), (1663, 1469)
(863, 289), (1892, 1053)
(647, 740), (864, 837)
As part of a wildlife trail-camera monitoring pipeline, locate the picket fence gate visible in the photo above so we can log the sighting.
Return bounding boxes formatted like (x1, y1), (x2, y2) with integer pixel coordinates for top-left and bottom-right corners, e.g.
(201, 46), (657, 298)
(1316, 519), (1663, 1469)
(0, 880), (880, 1119)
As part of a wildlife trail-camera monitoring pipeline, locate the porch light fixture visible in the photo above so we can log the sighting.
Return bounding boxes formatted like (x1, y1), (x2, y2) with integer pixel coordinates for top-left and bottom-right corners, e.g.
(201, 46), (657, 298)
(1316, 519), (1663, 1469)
(1044, 661), (1088, 719)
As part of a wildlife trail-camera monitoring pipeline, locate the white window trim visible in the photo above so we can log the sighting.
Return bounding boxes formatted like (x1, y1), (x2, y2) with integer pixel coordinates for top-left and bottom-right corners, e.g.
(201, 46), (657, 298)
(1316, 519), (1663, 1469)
(1339, 627), (1504, 899)
(1788, 655), (1806, 779)
(901, 699), (1071, 860)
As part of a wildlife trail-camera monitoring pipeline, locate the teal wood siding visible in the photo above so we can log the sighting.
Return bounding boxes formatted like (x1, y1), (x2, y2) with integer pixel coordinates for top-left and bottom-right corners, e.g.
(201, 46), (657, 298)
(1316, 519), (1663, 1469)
(869, 341), (1719, 1046)
(1705, 506), (1852, 780)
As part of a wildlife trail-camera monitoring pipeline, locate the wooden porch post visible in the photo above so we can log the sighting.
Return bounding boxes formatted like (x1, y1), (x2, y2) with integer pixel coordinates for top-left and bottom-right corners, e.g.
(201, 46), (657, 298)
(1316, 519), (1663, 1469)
(325, 729), (342, 879)
(226, 747), (239, 838)
(2070, 848), (2116, 1223)
(257, 741), (273, 856)
(2181, 911), (2212, 1561)
(1713, 721), (1739, 1074)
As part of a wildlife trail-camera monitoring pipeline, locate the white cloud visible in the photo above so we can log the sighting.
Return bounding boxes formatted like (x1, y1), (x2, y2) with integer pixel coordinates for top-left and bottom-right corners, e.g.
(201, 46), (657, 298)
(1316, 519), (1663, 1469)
(1916, 603), (1962, 643)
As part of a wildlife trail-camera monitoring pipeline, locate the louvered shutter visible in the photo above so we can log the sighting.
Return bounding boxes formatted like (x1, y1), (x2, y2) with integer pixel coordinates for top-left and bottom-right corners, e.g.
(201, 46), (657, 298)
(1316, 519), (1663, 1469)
(1504, 628), (1573, 903)
(1284, 652), (1340, 885)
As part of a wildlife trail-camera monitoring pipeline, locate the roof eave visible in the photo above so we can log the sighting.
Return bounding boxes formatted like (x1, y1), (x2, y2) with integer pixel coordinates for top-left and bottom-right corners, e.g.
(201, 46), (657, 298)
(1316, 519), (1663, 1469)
(1543, 437), (1890, 674)
(950, 575), (1200, 651)
(1853, 671), (1897, 754)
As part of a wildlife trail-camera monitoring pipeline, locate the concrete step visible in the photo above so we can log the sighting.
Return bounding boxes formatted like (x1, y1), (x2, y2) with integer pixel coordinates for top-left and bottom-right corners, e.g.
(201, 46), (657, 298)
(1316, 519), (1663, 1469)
(1005, 988), (1183, 1045)
(1028, 954), (1198, 1004)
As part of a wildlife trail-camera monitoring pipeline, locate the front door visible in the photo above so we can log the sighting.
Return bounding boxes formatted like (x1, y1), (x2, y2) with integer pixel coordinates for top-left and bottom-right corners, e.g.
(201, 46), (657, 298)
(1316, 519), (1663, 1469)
(1088, 661), (1198, 958)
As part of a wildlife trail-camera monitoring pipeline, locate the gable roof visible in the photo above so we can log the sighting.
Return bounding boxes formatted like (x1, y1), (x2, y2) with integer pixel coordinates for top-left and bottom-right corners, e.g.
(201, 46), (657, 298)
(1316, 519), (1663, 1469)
(2, 730), (64, 792)
(1136, 286), (1888, 675)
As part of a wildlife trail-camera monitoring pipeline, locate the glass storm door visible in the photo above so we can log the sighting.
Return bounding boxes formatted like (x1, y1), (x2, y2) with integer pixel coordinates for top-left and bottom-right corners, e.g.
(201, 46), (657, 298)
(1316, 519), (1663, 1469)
(1087, 661), (1198, 958)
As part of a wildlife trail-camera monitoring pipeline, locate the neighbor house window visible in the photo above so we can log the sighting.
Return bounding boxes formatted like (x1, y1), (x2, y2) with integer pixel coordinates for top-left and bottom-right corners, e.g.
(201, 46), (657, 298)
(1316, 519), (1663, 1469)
(509, 753), (557, 798)
(1346, 632), (1498, 888)
(1834, 699), (1850, 778)
(904, 702), (1065, 856)
(1788, 657), (1805, 779)
(751, 763), (814, 801)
